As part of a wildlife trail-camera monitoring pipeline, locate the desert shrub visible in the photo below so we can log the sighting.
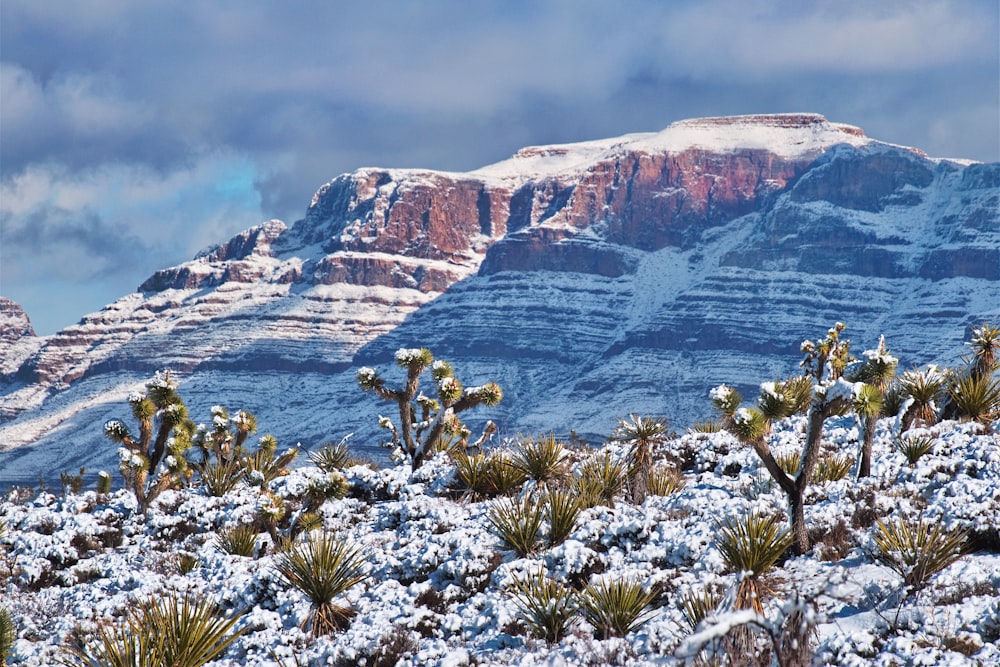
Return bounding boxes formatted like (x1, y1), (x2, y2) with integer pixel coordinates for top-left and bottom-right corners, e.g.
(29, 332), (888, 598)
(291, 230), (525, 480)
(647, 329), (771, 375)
(96, 471), (113, 495)
(578, 577), (657, 639)
(308, 438), (352, 472)
(357, 348), (502, 470)
(647, 465), (686, 497)
(545, 488), (583, 547)
(899, 366), (945, 431)
(505, 571), (578, 643)
(571, 450), (627, 508)
(453, 449), (527, 499)
(948, 371), (1000, 430)
(872, 514), (969, 593)
(214, 523), (258, 558)
(509, 434), (569, 488)
(62, 593), (245, 667)
(242, 435), (298, 489)
(814, 453), (854, 483)
(274, 531), (368, 636)
(0, 605), (14, 664)
(486, 494), (545, 558)
(60, 468), (86, 495)
(714, 511), (793, 613)
(774, 451), (801, 476)
(893, 434), (936, 466)
(678, 588), (723, 634)
(611, 414), (669, 504)
(198, 458), (244, 497)
(690, 420), (722, 433)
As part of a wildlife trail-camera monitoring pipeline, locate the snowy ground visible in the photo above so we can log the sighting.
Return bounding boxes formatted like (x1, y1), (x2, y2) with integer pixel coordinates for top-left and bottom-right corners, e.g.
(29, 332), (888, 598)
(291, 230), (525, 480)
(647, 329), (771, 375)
(1, 415), (998, 666)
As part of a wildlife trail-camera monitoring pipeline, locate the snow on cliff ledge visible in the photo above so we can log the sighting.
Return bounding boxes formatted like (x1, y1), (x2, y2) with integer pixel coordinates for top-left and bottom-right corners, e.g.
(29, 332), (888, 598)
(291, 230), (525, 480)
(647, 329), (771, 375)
(474, 113), (874, 182)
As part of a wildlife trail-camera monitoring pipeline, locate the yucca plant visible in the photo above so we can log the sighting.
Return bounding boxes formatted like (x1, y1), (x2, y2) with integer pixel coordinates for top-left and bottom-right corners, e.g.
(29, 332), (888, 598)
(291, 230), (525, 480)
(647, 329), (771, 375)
(308, 439), (352, 472)
(486, 494), (545, 558)
(948, 371), (1000, 431)
(242, 436), (298, 489)
(678, 588), (723, 634)
(484, 450), (530, 496)
(509, 434), (569, 488)
(578, 577), (657, 639)
(505, 571), (578, 643)
(62, 594), (245, 667)
(197, 457), (244, 497)
(0, 605), (14, 664)
(774, 451), (801, 476)
(611, 414), (669, 504)
(545, 488), (583, 547)
(967, 323), (1000, 379)
(893, 434), (936, 466)
(814, 453), (854, 483)
(899, 367), (945, 431)
(454, 449), (526, 499)
(647, 465), (686, 497)
(872, 514), (969, 593)
(572, 450), (628, 508)
(274, 531), (368, 636)
(214, 523), (258, 557)
(714, 511), (794, 613)
(690, 420), (722, 433)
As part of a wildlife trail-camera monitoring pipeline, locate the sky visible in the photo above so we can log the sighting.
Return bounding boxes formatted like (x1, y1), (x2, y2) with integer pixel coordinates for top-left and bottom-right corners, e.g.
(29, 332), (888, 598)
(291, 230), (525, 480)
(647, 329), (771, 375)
(1, 1), (998, 336)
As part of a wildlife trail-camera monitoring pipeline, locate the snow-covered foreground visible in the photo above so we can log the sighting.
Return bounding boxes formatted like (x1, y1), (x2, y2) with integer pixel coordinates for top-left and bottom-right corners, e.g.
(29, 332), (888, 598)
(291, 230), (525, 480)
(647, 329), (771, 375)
(2, 416), (998, 666)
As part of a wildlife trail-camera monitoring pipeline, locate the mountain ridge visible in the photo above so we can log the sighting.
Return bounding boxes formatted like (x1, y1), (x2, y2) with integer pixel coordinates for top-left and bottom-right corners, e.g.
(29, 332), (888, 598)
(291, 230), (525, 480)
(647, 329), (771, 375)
(1, 113), (997, 483)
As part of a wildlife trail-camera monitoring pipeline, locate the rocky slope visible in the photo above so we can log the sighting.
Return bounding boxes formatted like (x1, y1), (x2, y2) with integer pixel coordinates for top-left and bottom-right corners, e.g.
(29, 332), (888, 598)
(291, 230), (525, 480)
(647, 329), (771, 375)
(0, 114), (997, 483)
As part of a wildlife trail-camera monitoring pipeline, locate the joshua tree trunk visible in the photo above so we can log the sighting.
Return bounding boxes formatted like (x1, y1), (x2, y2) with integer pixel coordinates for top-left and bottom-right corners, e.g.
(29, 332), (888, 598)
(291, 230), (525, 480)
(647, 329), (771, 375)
(858, 414), (877, 478)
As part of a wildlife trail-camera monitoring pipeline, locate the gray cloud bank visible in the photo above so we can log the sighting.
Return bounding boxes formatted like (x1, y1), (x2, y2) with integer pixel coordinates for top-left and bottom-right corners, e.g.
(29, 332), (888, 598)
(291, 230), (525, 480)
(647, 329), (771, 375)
(1, 0), (997, 334)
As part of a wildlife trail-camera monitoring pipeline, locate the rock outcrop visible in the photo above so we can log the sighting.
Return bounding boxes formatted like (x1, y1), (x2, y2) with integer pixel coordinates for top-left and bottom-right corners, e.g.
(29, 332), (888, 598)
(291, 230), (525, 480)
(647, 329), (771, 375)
(1, 114), (997, 483)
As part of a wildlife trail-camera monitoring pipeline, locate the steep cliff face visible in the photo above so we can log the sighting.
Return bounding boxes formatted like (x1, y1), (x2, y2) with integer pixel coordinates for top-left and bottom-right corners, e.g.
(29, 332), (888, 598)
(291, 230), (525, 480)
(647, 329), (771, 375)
(1, 114), (997, 482)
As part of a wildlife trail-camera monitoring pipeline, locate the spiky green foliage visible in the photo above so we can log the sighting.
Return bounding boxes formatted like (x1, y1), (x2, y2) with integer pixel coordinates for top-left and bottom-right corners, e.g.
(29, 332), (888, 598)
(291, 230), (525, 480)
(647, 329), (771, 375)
(572, 451), (628, 508)
(545, 488), (583, 547)
(967, 323), (1000, 379)
(882, 381), (906, 418)
(678, 589), (723, 634)
(453, 449), (527, 499)
(213, 523), (258, 557)
(872, 514), (969, 592)
(308, 439), (352, 472)
(899, 367), (945, 430)
(357, 348), (503, 470)
(948, 371), (1000, 430)
(505, 572), (578, 643)
(62, 594), (245, 667)
(510, 434), (569, 487)
(714, 511), (793, 613)
(198, 458), (245, 497)
(758, 377), (814, 420)
(578, 578), (657, 639)
(103, 371), (196, 512)
(729, 408), (769, 443)
(647, 465), (686, 497)
(274, 531), (368, 636)
(690, 420), (722, 433)
(893, 434), (937, 466)
(0, 605), (14, 664)
(814, 453), (854, 483)
(486, 494), (545, 557)
(774, 451), (801, 476)
(611, 414), (669, 504)
(242, 436), (298, 489)
(800, 321), (851, 381)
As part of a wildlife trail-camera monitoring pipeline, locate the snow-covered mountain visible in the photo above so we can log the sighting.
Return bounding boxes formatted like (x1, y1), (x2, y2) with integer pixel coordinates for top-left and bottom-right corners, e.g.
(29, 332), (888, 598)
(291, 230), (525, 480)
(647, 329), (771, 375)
(1, 114), (997, 484)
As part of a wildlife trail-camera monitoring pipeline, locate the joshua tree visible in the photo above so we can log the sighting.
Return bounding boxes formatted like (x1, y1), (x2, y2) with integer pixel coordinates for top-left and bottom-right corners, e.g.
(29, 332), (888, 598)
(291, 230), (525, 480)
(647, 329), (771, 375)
(357, 348), (502, 470)
(713, 323), (865, 554)
(843, 335), (898, 478)
(104, 371), (196, 512)
(610, 414), (669, 504)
